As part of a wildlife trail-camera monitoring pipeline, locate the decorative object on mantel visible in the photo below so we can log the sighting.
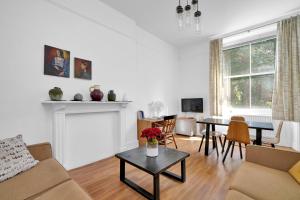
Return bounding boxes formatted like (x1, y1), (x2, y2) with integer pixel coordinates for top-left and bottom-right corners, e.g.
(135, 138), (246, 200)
(141, 128), (162, 157)
(122, 93), (128, 102)
(108, 90), (116, 101)
(149, 101), (164, 118)
(73, 93), (83, 101)
(89, 85), (104, 101)
(74, 57), (92, 80)
(176, 0), (202, 32)
(48, 87), (63, 101)
(44, 45), (70, 78)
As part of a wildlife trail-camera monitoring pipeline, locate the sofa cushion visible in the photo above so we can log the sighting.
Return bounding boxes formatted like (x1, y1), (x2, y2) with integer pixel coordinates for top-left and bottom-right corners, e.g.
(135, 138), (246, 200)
(32, 180), (92, 200)
(0, 135), (38, 182)
(230, 162), (300, 200)
(225, 190), (254, 200)
(0, 158), (70, 200)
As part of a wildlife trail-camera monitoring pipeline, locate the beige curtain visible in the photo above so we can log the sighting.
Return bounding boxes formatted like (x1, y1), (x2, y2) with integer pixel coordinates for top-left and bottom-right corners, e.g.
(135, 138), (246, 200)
(272, 16), (300, 122)
(209, 39), (223, 116)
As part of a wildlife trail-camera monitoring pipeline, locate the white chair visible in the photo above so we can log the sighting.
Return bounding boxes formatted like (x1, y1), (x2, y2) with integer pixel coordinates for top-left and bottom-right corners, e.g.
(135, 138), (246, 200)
(198, 129), (223, 157)
(252, 120), (284, 148)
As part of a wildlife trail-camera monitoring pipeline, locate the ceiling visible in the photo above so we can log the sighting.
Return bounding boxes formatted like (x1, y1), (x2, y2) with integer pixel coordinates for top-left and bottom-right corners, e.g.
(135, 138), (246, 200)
(99, 0), (300, 47)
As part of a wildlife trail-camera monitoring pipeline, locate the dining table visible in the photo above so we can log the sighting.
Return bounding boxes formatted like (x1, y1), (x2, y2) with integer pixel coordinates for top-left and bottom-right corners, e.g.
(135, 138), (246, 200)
(197, 118), (274, 156)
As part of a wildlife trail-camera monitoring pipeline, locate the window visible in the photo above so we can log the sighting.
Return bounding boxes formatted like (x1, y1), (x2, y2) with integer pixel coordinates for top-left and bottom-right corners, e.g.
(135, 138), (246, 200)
(223, 38), (276, 109)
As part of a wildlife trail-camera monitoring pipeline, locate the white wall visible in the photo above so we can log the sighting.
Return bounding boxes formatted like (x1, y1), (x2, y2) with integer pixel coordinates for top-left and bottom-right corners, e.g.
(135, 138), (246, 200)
(178, 40), (210, 119)
(0, 0), (179, 148)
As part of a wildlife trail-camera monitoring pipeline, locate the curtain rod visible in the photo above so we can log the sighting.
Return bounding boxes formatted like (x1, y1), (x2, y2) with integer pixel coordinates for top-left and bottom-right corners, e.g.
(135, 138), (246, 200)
(210, 10), (300, 40)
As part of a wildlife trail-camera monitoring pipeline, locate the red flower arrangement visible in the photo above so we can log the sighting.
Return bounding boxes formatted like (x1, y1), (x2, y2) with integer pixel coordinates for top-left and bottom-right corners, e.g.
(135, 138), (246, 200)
(141, 128), (162, 145)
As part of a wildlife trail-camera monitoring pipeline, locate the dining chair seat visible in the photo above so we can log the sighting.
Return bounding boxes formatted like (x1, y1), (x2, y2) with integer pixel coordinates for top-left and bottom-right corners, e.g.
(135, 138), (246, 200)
(250, 121), (283, 148)
(200, 130), (223, 137)
(198, 130), (223, 156)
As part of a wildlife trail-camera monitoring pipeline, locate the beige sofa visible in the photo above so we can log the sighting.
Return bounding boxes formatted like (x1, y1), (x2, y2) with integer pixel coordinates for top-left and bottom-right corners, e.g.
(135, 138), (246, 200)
(226, 145), (300, 200)
(0, 143), (92, 200)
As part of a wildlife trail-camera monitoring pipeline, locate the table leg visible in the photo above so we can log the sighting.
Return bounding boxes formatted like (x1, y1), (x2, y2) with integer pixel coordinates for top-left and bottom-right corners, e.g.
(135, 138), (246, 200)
(256, 128), (262, 145)
(181, 159), (186, 182)
(120, 160), (125, 181)
(205, 124), (210, 156)
(153, 174), (160, 200)
(212, 124), (216, 149)
(161, 159), (186, 182)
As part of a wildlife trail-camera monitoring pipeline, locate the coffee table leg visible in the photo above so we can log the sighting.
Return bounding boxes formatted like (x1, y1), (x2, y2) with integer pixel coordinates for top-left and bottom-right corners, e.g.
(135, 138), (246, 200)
(120, 160), (125, 181)
(181, 159), (186, 182)
(161, 159), (186, 183)
(153, 174), (160, 200)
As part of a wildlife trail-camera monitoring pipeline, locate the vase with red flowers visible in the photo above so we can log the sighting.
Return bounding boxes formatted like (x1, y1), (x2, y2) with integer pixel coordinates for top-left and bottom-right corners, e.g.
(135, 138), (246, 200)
(141, 127), (162, 157)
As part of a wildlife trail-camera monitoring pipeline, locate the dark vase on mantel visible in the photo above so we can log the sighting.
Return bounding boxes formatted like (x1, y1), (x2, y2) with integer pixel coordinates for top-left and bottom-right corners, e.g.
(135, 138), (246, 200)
(108, 90), (116, 101)
(89, 85), (104, 101)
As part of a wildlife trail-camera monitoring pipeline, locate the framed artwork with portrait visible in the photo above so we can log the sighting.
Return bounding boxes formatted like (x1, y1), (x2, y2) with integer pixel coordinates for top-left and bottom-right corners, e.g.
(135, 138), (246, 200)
(74, 57), (92, 80)
(44, 45), (70, 78)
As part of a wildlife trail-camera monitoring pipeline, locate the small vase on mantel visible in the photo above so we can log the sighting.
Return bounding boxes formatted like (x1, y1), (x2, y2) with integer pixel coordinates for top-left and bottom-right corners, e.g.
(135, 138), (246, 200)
(89, 85), (104, 101)
(107, 90), (116, 101)
(141, 128), (162, 157)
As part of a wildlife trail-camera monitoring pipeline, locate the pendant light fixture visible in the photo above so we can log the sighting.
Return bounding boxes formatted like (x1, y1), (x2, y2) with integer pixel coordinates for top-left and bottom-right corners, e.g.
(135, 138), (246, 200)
(176, 0), (202, 32)
(176, 0), (184, 30)
(184, 1), (192, 26)
(191, 0), (198, 12)
(194, 2), (202, 32)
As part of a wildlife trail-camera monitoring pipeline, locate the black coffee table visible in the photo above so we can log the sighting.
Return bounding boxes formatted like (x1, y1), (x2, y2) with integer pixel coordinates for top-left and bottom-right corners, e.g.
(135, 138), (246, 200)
(115, 146), (190, 200)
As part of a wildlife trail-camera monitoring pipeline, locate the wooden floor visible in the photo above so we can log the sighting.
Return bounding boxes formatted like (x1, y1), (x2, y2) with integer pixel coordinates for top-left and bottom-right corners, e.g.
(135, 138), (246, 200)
(69, 135), (244, 200)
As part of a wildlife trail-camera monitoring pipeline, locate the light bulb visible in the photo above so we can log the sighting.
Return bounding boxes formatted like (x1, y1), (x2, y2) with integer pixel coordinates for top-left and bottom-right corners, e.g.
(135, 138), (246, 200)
(192, 0), (198, 12)
(177, 13), (184, 30)
(185, 4), (192, 27)
(194, 10), (202, 32)
(176, 4), (184, 30)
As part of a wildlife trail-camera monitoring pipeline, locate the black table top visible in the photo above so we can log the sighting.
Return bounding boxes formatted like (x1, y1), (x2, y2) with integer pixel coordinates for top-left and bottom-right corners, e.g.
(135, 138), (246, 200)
(115, 147), (190, 175)
(197, 118), (274, 131)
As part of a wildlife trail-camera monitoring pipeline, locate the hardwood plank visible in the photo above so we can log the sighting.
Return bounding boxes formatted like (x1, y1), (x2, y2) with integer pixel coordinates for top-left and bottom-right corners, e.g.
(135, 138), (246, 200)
(69, 135), (244, 200)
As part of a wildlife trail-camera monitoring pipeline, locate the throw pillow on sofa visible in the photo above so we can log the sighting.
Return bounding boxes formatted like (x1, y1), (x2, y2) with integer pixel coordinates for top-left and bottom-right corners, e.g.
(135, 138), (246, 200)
(0, 135), (38, 182)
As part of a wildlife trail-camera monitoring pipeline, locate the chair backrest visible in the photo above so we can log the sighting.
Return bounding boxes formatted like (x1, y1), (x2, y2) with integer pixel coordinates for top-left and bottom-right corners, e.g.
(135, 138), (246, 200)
(274, 121), (284, 143)
(231, 116), (245, 121)
(162, 115), (177, 135)
(227, 120), (250, 144)
(137, 110), (144, 119)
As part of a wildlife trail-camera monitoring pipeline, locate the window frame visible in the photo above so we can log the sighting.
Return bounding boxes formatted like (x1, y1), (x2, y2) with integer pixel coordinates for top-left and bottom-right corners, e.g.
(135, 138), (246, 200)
(223, 36), (276, 110)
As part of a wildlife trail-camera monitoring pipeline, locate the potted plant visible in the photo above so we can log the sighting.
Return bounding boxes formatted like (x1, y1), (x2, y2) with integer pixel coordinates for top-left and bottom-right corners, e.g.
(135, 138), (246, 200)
(141, 127), (162, 157)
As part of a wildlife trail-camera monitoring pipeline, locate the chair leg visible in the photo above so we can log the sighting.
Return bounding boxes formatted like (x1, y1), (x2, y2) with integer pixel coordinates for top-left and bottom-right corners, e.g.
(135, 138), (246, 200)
(271, 143), (275, 148)
(172, 134), (178, 149)
(198, 135), (205, 152)
(231, 141), (235, 158)
(239, 143), (243, 159)
(223, 141), (232, 163)
(222, 136), (227, 153)
(214, 136), (219, 157)
(218, 136), (223, 147)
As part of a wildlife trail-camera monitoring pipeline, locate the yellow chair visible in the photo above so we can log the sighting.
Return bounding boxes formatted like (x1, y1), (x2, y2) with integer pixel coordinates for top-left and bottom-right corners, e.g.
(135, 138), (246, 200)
(223, 120), (250, 163)
(222, 116), (245, 153)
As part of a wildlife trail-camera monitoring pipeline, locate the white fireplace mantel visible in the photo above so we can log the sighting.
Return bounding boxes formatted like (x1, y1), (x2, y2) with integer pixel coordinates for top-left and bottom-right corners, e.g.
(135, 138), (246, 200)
(42, 100), (131, 168)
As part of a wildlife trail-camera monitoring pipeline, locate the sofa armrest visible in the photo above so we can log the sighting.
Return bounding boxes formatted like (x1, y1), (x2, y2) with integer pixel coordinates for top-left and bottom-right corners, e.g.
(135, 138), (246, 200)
(246, 145), (300, 171)
(27, 142), (53, 161)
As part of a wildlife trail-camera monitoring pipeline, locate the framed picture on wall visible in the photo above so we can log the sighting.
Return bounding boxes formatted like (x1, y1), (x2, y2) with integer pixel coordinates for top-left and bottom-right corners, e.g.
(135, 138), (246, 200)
(74, 57), (92, 80)
(44, 45), (70, 78)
